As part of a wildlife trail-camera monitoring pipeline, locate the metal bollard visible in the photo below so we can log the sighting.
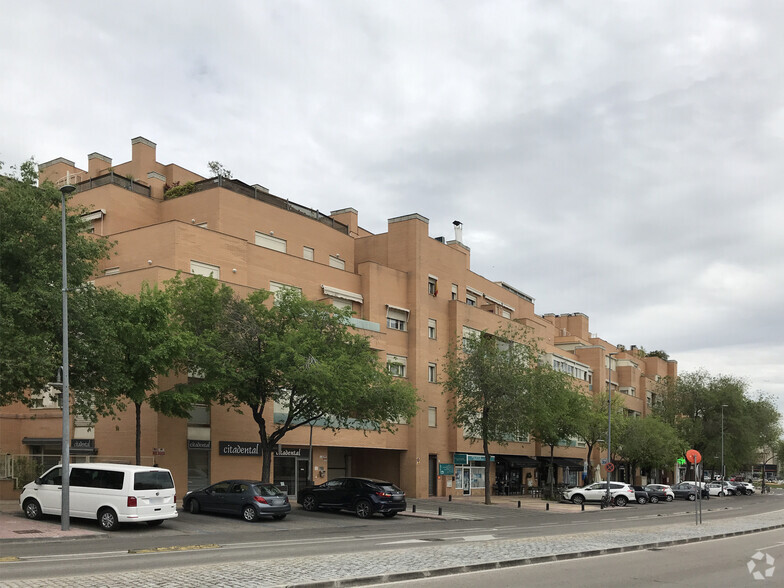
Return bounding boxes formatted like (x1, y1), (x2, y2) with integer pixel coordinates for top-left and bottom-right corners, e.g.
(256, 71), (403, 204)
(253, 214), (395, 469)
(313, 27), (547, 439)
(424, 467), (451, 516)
(412, 504), (416, 513)
(581, 503), (584, 512)
(546, 502), (550, 511)
(438, 507), (442, 516)
(449, 495), (452, 502)
(518, 500), (521, 508)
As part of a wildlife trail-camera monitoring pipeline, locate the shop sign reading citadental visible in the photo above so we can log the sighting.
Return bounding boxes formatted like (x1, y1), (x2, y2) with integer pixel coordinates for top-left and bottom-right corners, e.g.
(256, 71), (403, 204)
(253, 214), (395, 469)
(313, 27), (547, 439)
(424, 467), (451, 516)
(187, 440), (211, 450)
(275, 446), (302, 457)
(219, 441), (261, 456)
(453, 453), (495, 465)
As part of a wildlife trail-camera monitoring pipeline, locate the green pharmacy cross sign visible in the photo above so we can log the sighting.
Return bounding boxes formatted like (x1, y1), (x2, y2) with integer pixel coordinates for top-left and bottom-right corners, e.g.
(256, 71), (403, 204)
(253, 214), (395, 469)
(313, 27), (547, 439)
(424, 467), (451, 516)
(677, 457), (687, 466)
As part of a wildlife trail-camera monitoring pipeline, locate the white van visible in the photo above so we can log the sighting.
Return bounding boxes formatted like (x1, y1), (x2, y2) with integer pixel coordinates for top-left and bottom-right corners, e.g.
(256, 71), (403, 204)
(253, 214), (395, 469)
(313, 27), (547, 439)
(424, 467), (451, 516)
(20, 463), (178, 531)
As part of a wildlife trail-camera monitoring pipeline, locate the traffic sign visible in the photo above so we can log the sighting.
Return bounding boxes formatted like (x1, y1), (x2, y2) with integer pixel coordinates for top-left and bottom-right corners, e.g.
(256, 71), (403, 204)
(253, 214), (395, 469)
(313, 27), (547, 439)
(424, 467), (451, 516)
(605, 463), (615, 472)
(686, 449), (702, 464)
(600, 458), (608, 465)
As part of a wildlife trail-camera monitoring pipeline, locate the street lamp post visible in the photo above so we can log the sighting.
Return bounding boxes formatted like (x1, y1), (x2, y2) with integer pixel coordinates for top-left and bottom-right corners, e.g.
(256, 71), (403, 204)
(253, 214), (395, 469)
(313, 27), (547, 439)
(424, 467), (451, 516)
(721, 404), (728, 494)
(605, 352), (617, 506)
(59, 179), (75, 531)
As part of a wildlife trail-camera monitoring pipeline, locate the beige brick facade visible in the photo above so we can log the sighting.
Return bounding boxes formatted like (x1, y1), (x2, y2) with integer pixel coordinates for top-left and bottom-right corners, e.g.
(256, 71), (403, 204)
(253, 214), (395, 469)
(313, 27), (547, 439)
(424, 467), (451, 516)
(1, 138), (676, 499)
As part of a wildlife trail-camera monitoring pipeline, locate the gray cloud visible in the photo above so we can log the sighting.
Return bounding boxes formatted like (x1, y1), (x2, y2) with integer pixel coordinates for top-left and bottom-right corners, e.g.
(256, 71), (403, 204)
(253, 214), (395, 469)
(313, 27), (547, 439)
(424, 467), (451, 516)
(3, 0), (783, 414)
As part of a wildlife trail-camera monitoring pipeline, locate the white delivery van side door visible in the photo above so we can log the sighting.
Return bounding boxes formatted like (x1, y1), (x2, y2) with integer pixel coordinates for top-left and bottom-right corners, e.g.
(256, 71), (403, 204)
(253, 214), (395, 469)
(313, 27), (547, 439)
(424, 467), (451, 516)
(35, 466), (64, 514)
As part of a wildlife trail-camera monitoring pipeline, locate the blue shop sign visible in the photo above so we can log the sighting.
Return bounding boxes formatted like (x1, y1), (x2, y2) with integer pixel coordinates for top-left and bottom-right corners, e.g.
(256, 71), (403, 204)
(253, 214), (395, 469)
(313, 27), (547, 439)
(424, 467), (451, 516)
(453, 453), (495, 465)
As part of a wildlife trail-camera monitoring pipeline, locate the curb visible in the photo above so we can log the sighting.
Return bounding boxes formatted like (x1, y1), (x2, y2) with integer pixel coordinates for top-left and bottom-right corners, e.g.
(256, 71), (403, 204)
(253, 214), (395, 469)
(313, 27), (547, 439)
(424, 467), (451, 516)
(287, 522), (784, 587)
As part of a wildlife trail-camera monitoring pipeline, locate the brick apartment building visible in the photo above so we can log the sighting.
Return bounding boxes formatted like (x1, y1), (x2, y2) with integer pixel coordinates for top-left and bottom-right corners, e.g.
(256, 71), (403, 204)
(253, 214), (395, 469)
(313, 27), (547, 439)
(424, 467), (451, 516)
(0, 137), (677, 499)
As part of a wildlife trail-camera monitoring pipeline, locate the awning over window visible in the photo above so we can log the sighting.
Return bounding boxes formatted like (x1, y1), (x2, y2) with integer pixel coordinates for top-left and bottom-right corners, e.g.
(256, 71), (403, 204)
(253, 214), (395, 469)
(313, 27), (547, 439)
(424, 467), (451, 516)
(498, 455), (539, 468)
(22, 437), (61, 445)
(537, 456), (585, 468)
(322, 285), (363, 303)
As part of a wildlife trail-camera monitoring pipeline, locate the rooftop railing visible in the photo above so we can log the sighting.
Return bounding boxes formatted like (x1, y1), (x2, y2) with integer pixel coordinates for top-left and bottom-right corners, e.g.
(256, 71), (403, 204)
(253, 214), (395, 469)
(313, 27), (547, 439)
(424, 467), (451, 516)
(72, 171), (152, 198)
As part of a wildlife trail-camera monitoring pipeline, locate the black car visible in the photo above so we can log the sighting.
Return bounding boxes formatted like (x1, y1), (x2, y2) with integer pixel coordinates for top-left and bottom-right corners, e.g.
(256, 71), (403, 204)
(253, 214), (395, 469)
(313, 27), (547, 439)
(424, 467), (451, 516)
(644, 484), (675, 503)
(631, 486), (650, 504)
(297, 477), (406, 518)
(183, 480), (291, 522)
(670, 482), (710, 501)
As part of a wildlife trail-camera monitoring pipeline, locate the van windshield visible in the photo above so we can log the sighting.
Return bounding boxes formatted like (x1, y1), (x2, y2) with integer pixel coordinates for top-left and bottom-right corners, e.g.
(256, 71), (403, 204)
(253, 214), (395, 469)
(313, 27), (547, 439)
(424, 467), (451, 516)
(134, 470), (174, 490)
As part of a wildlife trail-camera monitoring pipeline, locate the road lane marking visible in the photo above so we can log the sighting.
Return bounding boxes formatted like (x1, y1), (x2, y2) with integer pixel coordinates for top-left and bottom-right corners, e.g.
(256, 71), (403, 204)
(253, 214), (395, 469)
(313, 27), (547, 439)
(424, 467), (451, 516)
(128, 544), (221, 554)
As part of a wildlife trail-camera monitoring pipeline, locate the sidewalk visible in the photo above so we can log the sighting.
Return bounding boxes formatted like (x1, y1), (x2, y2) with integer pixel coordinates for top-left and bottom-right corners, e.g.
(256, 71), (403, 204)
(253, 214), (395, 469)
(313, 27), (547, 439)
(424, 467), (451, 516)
(2, 497), (784, 586)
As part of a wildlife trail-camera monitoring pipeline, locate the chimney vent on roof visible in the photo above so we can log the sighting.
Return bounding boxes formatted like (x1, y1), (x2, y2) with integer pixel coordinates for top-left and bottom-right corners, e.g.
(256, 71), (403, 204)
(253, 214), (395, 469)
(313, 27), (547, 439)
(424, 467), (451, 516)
(453, 220), (463, 243)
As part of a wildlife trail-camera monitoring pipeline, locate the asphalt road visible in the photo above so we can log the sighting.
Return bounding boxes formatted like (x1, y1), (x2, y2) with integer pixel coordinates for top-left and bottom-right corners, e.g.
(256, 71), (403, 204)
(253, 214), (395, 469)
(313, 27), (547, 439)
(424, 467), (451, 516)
(376, 525), (784, 587)
(1, 493), (781, 585)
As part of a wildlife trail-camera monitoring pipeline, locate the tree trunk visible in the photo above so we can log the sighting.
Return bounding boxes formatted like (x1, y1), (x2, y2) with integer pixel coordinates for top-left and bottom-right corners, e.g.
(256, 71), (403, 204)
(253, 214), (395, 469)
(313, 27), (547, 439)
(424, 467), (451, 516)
(135, 401), (142, 466)
(548, 445), (555, 497)
(483, 437), (492, 505)
(586, 444), (594, 484)
(260, 441), (272, 483)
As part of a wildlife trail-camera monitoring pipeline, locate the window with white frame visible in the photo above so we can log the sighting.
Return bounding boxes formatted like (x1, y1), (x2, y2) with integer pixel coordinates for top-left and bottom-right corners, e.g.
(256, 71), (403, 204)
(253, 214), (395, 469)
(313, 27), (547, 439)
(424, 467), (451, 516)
(466, 293), (476, 306)
(428, 363), (437, 383)
(386, 306), (409, 331)
(463, 412), (482, 439)
(330, 298), (352, 311)
(451, 283), (458, 300)
(511, 431), (530, 443)
(427, 318), (437, 339)
(462, 325), (481, 349)
(501, 309), (511, 319)
(269, 281), (302, 303)
(387, 354), (407, 377)
(190, 260), (220, 279)
(428, 275), (438, 296)
(428, 407), (437, 427)
(255, 231), (287, 253)
(31, 385), (63, 409)
(329, 255), (345, 270)
(620, 387), (636, 396)
(303, 246), (314, 261)
(104, 267), (120, 276)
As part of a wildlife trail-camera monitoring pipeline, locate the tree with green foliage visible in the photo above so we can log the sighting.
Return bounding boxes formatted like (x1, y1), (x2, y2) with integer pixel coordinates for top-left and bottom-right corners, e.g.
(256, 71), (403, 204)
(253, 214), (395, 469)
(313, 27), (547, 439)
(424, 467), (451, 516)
(614, 415), (685, 483)
(527, 367), (587, 497)
(207, 161), (232, 179)
(654, 370), (781, 481)
(746, 395), (782, 493)
(575, 391), (625, 483)
(442, 325), (539, 505)
(1, 162), (112, 406)
(166, 275), (418, 482)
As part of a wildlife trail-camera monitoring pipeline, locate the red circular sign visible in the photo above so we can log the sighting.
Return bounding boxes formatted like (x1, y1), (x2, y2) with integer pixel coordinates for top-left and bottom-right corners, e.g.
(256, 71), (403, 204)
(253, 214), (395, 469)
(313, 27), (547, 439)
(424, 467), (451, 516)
(605, 463), (615, 472)
(686, 449), (702, 464)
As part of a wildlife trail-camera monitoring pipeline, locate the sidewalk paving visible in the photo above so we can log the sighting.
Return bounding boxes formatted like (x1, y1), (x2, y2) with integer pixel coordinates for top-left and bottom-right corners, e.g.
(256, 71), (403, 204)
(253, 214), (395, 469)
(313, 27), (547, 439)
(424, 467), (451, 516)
(3, 496), (783, 586)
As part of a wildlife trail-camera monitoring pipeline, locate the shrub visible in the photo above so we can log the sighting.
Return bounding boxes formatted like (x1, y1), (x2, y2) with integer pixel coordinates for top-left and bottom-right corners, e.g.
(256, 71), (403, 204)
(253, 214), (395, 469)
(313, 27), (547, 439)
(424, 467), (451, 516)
(164, 181), (197, 200)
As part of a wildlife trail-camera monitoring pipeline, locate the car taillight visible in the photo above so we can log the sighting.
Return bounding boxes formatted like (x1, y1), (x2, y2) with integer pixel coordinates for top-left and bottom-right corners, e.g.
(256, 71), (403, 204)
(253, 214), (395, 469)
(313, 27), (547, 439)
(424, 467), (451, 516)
(284, 496), (289, 503)
(174, 494), (177, 503)
(254, 496), (268, 504)
(127, 496), (137, 507)
(375, 491), (392, 498)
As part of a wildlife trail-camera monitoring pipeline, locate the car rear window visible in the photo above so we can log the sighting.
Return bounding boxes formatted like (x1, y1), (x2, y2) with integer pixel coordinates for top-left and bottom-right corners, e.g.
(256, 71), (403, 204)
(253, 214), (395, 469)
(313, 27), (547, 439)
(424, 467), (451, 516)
(254, 484), (284, 497)
(134, 470), (174, 490)
(376, 483), (403, 493)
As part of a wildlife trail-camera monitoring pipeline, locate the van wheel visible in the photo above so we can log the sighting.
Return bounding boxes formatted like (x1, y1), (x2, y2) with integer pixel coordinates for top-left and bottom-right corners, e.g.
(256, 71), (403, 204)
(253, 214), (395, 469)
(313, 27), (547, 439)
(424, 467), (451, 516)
(147, 520), (164, 527)
(98, 508), (119, 531)
(189, 500), (200, 514)
(24, 499), (43, 520)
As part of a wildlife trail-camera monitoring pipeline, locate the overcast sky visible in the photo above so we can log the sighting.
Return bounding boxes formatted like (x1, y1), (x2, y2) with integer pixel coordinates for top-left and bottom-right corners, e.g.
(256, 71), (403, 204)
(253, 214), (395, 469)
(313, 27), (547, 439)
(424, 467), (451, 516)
(3, 1), (783, 415)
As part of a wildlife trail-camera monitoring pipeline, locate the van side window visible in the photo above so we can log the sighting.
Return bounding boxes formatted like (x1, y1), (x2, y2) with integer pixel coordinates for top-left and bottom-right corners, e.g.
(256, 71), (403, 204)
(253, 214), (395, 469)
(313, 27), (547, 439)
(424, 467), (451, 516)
(40, 467), (62, 485)
(134, 471), (175, 491)
(70, 468), (94, 488)
(98, 470), (124, 490)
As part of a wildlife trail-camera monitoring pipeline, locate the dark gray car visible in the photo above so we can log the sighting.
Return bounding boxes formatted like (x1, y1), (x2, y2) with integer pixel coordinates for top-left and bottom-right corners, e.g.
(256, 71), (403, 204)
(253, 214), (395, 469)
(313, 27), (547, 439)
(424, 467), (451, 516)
(183, 480), (291, 522)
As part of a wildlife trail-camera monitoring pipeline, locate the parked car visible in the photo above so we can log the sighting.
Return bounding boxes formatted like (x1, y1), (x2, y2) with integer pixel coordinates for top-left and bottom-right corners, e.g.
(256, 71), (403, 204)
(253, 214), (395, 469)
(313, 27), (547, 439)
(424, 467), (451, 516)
(297, 477), (406, 518)
(561, 482), (635, 506)
(643, 484), (675, 503)
(631, 486), (651, 504)
(706, 482), (732, 496)
(734, 481), (755, 495)
(183, 480), (290, 522)
(20, 463), (177, 531)
(671, 481), (710, 501)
